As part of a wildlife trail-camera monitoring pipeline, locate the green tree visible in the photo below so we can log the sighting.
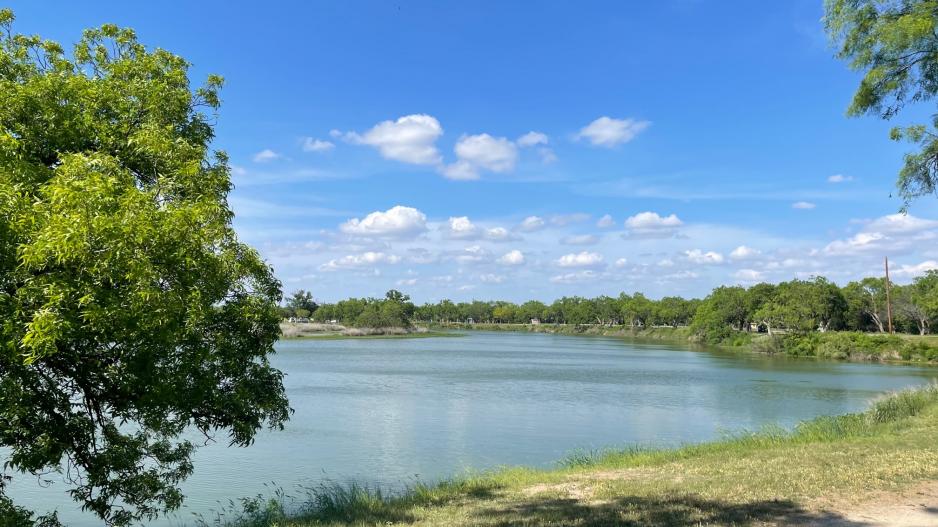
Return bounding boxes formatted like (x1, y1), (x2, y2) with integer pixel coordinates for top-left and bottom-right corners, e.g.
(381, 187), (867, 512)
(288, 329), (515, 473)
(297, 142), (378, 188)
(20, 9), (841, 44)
(0, 13), (290, 526)
(843, 278), (889, 332)
(825, 0), (938, 207)
(905, 270), (938, 334)
(286, 289), (317, 316)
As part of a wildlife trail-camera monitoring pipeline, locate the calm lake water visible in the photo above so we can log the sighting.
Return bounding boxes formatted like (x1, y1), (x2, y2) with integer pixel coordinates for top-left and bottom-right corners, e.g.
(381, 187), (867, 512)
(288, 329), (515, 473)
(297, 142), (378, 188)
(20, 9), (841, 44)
(9, 331), (938, 525)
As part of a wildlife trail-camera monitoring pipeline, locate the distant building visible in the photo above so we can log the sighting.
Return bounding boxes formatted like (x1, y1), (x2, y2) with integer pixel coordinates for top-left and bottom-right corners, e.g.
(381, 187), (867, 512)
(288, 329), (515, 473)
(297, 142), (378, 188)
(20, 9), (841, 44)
(467, 317), (474, 324)
(530, 318), (541, 325)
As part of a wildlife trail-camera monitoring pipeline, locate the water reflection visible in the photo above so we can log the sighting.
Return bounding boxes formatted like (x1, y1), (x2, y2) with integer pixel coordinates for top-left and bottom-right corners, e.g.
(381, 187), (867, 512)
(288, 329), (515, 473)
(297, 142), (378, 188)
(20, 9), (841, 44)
(7, 331), (938, 526)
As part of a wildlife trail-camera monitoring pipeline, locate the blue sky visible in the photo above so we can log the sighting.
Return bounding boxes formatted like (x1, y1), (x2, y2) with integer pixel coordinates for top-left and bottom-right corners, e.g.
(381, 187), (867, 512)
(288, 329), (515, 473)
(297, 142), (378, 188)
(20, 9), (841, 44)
(12, 1), (938, 302)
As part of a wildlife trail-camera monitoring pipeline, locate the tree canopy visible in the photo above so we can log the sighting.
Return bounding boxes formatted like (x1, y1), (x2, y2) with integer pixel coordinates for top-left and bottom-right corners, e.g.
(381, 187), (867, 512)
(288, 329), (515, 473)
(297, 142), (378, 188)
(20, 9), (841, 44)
(0, 11), (289, 525)
(825, 0), (938, 207)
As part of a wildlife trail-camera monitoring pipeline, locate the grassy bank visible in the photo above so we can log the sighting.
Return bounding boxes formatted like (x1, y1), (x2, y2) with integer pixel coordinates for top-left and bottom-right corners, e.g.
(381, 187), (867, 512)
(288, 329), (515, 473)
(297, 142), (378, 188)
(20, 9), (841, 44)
(208, 384), (938, 527)
(432, 322), (938, 364)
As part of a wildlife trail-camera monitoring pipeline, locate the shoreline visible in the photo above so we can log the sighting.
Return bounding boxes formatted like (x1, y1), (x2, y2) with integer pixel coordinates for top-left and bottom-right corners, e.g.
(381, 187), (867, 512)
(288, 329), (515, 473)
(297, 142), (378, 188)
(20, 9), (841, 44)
(213, 384), (938, 526)
(429, 322), (938, 366)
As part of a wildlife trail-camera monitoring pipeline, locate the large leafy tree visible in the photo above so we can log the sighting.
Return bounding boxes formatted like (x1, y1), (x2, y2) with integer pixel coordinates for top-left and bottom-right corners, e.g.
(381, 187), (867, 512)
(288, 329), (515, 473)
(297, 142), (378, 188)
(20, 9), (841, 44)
(0, 12), (289, 526)
(825, 0), (938, 207)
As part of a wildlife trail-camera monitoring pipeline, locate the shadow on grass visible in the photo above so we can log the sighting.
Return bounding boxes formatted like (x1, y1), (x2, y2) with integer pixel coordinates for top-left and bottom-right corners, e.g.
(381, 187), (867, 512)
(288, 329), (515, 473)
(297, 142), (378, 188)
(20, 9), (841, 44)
(471, 494), (874, 527)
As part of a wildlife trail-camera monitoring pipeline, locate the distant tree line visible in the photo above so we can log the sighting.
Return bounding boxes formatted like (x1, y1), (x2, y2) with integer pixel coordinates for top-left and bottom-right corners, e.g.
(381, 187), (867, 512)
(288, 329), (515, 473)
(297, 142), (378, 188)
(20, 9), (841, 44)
(283, 272), (938, 338)
(281, 289), (417, 329)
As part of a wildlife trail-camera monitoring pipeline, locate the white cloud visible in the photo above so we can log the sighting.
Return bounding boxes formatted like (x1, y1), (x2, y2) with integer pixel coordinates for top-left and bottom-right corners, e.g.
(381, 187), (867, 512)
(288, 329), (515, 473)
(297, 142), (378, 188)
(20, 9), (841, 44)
(252, 149), (281, 162)
(396, 278), (418, 286)
(561, 234), (599, 245)
(596, 214), (615, 228)
(320, 251), (401, 271)
(518, 216), (546, 232)
(557, 251), (605, 268)
(550, 270), (600, 284)
(865, 214), (938, 234)
(823, 214), (938, 257)
(445, 133), (518, 179)
(684, 249), (724, 264)
(892, 260), (938, 278)
(344, 114), (443, 165)
(730, 245), (761, 260)
(576, 116), (651, 147)
(792, 201), (816, 209)
(440, 160), (479, 181)
(498, 250), (525, 266)
(302, 138), (335, 152)
(614, 258), (628, 268)
(516, 131), (549, 147)
(827, 174), (854, 183)
(658, 258), (675, 267)
(445, 216), (479, 239)
(455, 245), (488, 263)
(485, 227), (515, 241)
(538, 147), (558, 164)
(734, 269), (765, 281)
(623, 211), (683, 238)
(479, 273), (506, 284)
(340, 205), (428, 238)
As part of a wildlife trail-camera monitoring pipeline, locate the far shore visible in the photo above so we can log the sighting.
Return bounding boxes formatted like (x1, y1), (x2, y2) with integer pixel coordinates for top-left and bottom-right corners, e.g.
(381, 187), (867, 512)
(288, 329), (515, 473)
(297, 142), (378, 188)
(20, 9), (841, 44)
(428, 322), (938, 365)
(279, 322), (461, 340)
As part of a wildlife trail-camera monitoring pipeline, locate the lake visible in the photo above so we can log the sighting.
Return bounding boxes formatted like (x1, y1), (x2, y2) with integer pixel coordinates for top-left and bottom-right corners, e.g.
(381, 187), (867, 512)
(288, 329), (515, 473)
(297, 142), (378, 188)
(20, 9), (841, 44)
(8, 331), (938, 525)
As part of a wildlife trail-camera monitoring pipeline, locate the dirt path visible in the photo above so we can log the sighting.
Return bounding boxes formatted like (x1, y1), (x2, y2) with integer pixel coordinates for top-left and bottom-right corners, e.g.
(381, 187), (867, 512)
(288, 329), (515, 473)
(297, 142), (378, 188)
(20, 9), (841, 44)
(815, 480), (938, 527)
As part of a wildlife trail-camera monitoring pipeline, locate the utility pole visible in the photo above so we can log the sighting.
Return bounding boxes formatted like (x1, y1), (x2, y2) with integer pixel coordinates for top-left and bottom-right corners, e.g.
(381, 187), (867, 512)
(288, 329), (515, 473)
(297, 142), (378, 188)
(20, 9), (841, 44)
(885, 256), (894, 334)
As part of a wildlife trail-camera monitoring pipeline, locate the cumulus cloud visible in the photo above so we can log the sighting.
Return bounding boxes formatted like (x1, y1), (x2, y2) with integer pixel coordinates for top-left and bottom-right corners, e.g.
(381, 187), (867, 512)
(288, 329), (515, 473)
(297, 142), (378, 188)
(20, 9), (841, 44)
(557, 251), (605, 268)
(684, 249), (724, 264)
(445, 216), (479, 239)
(576, 116), (650, 147)
(343, 114), (443, 165)
(455, 245), (488, 263)
(302, 138), (335, 152)
(561, 234), (599, 246)
(516, 131), (549, 147)
(485, 227), (517, 241)
(550, 270), (600, 284)
(252, 149), (281, 162)
(320, 251), (401, 271)
(623, 211), (683, 239)
(614, 257), (628, 268)
(823, 214), (938, 257)
(440, 160), (479, 181)
(443, 133), (519, 180)
(792, 201), (816, 209)
(891, 260), (938, 278)
(865, 214), (938, 234)
(340, 205), (428, 238)
(498, 250), (525, 266)
(596, 214), (615, 228)
(730, 245), (761, 260)
(828, 174), (854, 183)
(396, 278), (418, 286)
(518, 216), (546, 232)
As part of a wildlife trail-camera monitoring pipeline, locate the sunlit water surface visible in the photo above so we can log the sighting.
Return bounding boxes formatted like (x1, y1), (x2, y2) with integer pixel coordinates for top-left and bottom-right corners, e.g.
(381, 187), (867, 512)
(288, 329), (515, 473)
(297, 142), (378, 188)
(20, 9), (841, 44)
(8, 331), (938, 525)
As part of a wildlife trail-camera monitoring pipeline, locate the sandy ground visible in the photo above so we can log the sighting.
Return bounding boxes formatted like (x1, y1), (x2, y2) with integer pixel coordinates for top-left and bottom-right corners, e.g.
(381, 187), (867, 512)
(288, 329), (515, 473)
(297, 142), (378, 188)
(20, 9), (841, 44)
(814, 480), (938, 527)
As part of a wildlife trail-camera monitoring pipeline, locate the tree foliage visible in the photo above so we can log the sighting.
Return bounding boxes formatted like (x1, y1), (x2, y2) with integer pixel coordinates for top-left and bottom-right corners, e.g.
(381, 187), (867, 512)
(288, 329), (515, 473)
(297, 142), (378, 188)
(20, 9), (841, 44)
(0, 12), (289, 525)
(825, 0), (938, 207)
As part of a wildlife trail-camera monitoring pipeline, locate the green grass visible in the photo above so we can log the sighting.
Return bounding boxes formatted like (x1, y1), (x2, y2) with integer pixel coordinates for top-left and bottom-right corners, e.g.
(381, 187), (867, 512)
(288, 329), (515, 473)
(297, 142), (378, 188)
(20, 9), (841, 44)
(204, 384), (938, 527)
